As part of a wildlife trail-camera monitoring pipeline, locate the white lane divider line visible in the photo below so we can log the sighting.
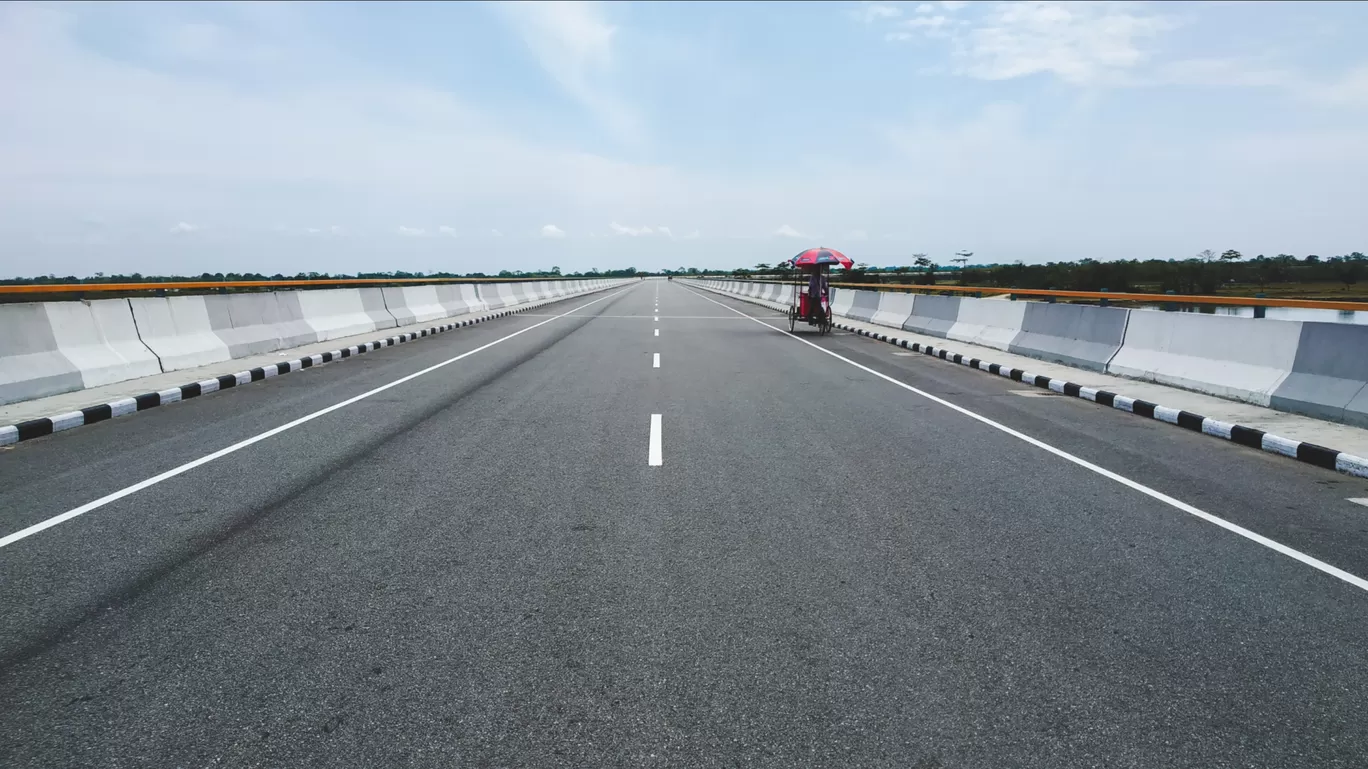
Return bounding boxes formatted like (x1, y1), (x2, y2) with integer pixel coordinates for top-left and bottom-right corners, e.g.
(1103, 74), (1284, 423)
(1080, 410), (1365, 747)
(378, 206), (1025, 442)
(678, 284), (1368, 595)
(653, 353), (660, 368)
(0, 284), (639, 551)
(649, 414), (663, 466)
(654, 329), (659, 337)
(654, 316), (659, 321)
(1350, 498), (1368, 508)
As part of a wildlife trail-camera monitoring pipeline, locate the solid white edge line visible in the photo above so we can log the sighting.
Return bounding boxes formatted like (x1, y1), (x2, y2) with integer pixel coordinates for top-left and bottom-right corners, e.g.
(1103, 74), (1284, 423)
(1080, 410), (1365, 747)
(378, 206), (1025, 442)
(649, 414), (663, 466)
(678, 284), (1368, 595)
(1349, 498), (1368, 508)
(653, 353), (661, 368)
(0, 283), (638, 550)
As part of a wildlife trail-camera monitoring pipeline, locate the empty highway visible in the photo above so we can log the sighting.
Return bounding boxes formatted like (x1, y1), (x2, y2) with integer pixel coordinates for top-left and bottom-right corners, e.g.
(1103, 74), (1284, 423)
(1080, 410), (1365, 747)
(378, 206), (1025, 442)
(3, 279), (1368, 768)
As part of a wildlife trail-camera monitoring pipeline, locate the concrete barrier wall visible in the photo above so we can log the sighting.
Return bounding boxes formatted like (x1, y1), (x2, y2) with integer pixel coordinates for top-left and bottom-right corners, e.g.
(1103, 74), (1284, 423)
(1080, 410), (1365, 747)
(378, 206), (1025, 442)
(1008, 303), (1130, 372)
(845, 290), (882, 322)
(945, 299), (1027, 351)
(205, 293), (319, 358)
(44, 299), (164, 388)
(434, 284), (482, 316)
(0, 303), (91, 405)
(1107, 312), (1302, 405)
(1270, 323), (1368, 427)
(902, 295), (961, 338)
(870, 293), (915, 328)
(129, 296), (234, 372)
(830, 287), (855, 318)
(297, 289), (392, 342)
(697, 278), (1368, 426)
(0, 279), (623, 407)
(358, 288), (398, 330)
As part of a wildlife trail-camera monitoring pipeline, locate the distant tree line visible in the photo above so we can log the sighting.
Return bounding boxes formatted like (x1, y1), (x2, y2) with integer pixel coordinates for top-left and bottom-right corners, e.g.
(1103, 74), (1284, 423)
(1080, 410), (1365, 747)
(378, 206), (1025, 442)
(737, 251), (1367, 295)
(0, 265), (647, 286)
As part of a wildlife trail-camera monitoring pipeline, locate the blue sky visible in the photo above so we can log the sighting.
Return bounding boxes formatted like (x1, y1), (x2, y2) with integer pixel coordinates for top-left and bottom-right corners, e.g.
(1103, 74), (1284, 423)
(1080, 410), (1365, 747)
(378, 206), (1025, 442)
(1, 0), (1366, 276)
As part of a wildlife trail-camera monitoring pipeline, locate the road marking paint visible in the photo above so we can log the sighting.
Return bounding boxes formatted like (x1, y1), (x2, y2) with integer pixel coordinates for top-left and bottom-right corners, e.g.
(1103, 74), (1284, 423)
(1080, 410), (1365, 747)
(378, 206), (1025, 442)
(653, 353), (660, 368)
(648, 414), (663, 466)
(654, 316), (659, 321)
(891, 352), (915, 357)
(0, 284), (638, 550)
(679, 284), (1368, 595)
(654, 329), (659, 337)
(1350, 498), (1368, 508)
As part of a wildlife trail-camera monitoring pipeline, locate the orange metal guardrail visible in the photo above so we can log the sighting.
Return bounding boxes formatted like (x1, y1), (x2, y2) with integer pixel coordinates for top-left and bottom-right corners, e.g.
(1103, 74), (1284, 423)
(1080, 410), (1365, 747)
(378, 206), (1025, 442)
(0, 276), (598, 295)
(701, 277), (1368, 312)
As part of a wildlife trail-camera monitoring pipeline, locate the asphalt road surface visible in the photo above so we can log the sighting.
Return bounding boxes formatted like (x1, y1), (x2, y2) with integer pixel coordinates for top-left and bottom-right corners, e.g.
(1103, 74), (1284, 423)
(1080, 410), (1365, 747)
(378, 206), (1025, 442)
(3, 279), (1368, 768)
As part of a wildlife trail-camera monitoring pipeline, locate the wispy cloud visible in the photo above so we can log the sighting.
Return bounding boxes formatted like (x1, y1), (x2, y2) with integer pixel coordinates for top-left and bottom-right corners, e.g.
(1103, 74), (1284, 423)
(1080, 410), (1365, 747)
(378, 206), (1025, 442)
(438, 225), (457, 236)
(846, 229), (870, 241)
(497, 1), (641, 145)
(397, 225), (426, 237)
(857, 3), (902, 24)
(540, 224), (567, 238)
(169, 221), (199, 233)
(960, 2), (1176, 85)
(609, 221), (658, 236)
(774, 224), (808, 238)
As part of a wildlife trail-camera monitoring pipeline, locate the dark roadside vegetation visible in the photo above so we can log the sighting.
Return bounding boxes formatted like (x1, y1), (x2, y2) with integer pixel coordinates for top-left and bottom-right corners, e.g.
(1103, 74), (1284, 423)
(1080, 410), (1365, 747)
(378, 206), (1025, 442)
(731, 250), (1368, 302)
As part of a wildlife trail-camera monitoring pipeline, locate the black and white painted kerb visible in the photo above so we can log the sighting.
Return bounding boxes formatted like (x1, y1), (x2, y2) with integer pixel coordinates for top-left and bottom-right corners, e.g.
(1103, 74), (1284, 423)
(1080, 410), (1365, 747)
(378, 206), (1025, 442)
(835, 322), (1368, 480)
(0, 298), (562, 447)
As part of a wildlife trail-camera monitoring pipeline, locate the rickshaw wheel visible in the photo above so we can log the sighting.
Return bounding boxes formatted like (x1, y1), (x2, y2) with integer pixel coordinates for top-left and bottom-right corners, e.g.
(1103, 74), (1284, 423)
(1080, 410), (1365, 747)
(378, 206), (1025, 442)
(788, 309), (797, 333)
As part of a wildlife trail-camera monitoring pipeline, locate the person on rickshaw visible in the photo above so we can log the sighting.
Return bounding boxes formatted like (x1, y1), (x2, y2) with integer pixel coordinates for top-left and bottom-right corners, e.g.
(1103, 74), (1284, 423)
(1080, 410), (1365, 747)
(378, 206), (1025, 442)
(803, 270), (828, 320)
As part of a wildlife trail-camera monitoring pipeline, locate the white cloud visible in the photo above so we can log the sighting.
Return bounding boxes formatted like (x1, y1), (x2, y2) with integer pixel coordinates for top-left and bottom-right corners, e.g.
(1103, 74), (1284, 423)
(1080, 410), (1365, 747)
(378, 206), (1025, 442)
(915, 3), (936, 12)
(169, 221), (199, 233)
(958, 2), (1176, 85)
(496, 2), (640, 145)
(491, 229), (503, 237)
(905, 15), (950, 29)
(846, 229), (870, 241)
(940, 1), (969, 10)
(1303, 65), (1368, 107)
(397, 225), (426, 237)
(858, 4), (902, 23)
(540, 224), (567, 238)
(683, 229), (701, 240)
(657, 226), (672, 238)
(774, 224), (808, 238)
(609, 221), (656, 236)
(437, 225), (457, 236)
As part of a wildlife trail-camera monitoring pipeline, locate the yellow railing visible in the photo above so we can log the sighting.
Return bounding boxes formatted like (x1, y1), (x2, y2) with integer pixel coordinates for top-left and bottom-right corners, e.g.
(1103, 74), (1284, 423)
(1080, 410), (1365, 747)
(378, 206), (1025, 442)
(702, 277), (1368, 312)
(0, 276), (586, 295)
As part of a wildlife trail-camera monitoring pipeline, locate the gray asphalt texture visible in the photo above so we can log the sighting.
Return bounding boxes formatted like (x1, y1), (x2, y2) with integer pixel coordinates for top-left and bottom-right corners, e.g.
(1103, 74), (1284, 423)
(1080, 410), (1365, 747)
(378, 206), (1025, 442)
(2, 279), (1368, 768)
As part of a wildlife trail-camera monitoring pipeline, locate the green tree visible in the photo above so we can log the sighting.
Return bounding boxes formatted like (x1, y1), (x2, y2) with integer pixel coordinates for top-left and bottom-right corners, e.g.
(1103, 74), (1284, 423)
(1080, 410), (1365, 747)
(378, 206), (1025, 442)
(1220, 250), (1242, 262)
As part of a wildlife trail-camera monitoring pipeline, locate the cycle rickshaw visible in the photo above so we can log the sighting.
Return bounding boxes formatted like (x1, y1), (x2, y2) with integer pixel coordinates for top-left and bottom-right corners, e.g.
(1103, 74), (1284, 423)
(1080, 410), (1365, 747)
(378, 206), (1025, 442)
(786, 247), (853, 334)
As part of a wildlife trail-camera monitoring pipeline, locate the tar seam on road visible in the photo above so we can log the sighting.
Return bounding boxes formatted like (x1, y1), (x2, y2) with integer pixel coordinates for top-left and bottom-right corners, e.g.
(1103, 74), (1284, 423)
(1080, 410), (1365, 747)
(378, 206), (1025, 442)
(0, 284), (638, 551)
(649, 414), (663, 466)
(678, 283), (1368, 596)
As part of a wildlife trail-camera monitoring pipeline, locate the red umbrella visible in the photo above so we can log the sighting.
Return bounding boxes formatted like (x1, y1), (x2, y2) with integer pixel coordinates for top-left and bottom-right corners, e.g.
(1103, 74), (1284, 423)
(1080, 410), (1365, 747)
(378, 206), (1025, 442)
(789, 247), (854, 269)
